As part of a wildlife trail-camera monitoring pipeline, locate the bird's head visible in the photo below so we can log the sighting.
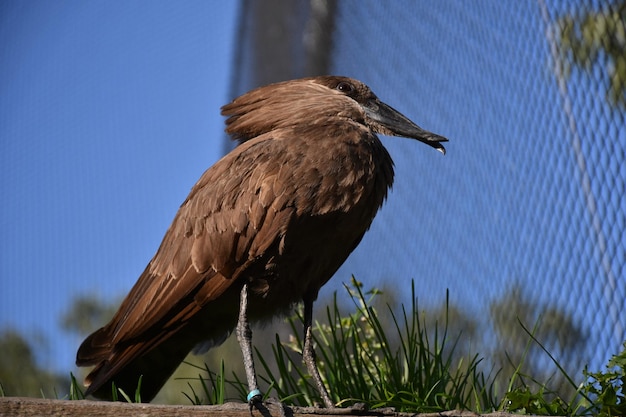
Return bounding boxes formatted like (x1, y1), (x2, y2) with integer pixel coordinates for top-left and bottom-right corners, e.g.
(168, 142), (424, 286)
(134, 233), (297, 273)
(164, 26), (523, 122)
(221, 76), (447, 154)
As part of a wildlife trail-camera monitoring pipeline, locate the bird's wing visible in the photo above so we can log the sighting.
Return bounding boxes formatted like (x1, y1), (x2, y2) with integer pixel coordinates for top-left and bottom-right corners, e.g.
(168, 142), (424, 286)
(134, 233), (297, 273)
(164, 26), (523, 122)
(77, 133), (299, 367)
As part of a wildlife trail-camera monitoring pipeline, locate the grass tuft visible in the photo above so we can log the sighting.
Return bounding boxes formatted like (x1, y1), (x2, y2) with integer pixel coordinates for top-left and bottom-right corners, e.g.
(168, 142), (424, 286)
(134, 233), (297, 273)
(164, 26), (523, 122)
(253, 277), (498, 411)
(68, 372), (84, 400)
(180, 359), (228, 405)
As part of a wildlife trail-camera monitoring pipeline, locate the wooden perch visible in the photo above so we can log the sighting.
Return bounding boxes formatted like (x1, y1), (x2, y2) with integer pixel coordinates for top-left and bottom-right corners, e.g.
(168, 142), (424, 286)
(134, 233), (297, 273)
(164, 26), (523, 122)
(0, 397), (557, 417)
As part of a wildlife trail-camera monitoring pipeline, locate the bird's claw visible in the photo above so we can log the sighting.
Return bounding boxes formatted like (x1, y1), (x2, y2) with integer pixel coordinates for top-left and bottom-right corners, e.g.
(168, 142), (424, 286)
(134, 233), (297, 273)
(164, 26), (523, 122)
(248, 396), (289, 417)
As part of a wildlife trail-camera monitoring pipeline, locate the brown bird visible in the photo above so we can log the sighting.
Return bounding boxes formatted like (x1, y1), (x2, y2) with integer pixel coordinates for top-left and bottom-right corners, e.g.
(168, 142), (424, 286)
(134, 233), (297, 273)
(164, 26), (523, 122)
(76, 75), (447, 406)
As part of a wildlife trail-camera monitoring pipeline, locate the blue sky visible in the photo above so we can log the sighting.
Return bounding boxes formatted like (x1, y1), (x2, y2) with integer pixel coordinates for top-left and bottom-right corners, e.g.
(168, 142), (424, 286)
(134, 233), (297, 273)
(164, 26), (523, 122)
(1, 1), (238, 373)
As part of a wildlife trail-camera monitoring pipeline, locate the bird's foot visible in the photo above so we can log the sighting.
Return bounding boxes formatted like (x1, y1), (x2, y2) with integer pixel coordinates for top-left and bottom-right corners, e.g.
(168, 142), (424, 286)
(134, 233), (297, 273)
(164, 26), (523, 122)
(248, 395), (289, 417)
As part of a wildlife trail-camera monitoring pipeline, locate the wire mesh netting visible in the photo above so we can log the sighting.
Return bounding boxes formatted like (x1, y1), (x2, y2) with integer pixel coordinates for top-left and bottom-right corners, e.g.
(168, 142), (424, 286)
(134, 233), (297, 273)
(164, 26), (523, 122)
(230, 0), (625, 384)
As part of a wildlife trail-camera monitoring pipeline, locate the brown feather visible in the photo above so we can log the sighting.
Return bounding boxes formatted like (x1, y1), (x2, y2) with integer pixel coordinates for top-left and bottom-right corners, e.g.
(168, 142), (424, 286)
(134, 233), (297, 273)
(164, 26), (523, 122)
(76, 76), (445, 401)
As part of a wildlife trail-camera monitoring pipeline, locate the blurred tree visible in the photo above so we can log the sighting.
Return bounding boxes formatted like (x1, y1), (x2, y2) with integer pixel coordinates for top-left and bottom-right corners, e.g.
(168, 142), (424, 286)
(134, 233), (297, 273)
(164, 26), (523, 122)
(0, 328), (69, 398)
(489, 284), (586, 399)
(61, 295), (117, 336)
(423, 300), (479, 357)
(557, 1), (626, 108)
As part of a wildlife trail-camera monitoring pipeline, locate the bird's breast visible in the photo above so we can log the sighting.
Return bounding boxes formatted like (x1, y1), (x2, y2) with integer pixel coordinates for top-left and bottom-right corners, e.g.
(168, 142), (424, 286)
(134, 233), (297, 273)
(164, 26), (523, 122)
(243, 127), (395, 313)
(290, 127), (394, 216)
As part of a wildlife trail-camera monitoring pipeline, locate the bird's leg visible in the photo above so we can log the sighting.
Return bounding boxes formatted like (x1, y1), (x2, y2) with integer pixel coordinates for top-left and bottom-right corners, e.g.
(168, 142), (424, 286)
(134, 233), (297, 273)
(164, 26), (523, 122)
(302, 297), (334, 408)
(236, 283), (262, 406)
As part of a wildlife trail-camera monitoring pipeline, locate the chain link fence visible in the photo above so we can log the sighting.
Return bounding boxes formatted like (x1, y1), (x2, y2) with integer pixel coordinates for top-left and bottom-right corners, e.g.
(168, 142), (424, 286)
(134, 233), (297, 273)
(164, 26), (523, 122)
(229, 0), (625, 386)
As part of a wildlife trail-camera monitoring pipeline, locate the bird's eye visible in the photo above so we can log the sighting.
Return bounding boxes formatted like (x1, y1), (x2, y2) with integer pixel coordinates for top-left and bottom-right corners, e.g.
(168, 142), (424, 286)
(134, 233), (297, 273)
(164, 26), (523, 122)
(336, 82), (355, 94)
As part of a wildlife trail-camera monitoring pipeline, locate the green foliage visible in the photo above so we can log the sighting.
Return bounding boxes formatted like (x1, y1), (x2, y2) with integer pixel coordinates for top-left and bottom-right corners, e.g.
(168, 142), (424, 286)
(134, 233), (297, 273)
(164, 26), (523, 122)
(180, 360), (228, 405)
(580, 343), (626, 417)
(498, 321), (626, 417)
(557, 1), (626, 108)
(68, 372), (85, 400)
(0, 328), (69, 398)
(489, 284), (585, 402)
(106, 377), (143, 403)
(498, 320), (574, 415)
(252, 278), (499, 412)
(67, 375), (143, 402)
(61, 295), (118, 335)
(188, 278), (622, 415)
(61, 279), (625, 416)
(501, 386), (570, 416)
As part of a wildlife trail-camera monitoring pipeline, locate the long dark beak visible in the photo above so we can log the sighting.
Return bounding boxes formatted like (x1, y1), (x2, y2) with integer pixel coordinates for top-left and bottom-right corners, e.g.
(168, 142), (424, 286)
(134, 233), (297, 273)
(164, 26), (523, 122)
(363, 99), (447, 155)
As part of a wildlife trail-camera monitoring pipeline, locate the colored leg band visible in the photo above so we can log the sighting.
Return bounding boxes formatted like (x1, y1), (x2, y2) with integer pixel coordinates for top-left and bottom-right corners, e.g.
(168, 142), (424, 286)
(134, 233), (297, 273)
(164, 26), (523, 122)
(247, 389), (262, 402)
